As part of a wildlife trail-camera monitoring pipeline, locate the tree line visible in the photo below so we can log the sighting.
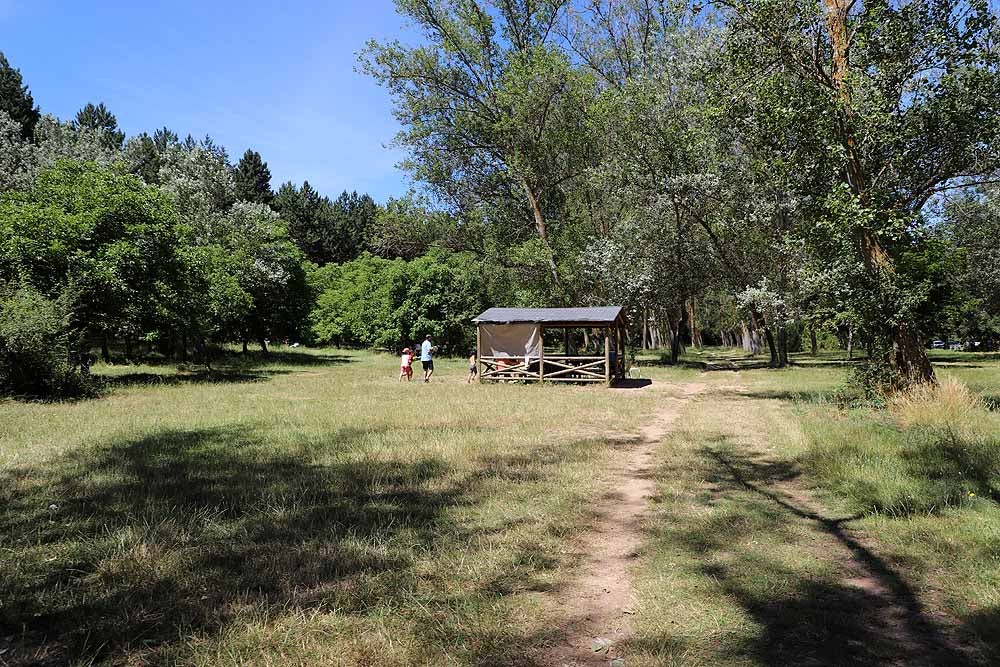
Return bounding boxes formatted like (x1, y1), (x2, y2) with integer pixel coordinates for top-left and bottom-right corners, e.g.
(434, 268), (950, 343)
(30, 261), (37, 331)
(0, 51), (492, 396)
(3, 0), (1000, 396)
(360, 0), (1000, 389)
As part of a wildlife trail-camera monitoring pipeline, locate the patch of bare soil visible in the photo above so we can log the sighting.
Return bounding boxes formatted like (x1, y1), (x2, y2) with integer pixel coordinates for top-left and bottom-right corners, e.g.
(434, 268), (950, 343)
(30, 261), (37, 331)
(537, 382), (705, 666)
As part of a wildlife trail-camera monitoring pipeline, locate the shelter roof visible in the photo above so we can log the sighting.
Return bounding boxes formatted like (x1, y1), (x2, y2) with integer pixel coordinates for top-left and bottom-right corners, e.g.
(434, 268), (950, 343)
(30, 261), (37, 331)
(473, 307), (625, 327)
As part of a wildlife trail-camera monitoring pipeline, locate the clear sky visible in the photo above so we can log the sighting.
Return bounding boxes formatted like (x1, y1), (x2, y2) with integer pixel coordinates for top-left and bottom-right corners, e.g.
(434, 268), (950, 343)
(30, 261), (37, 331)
(0, 0), (413, 201)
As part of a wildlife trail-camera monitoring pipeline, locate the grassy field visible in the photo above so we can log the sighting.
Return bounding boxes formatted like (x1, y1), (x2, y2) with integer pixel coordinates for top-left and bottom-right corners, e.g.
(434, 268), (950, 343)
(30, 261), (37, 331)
(629, 354), (1000, 667)
(1, 348), (667, 666)
(2, 347), (998, 666)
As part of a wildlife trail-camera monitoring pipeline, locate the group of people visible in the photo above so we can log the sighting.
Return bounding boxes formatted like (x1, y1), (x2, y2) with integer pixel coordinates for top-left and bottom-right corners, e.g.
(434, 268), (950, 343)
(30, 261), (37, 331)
(399, 335), (436, 383)
(398, 335), (479, 383)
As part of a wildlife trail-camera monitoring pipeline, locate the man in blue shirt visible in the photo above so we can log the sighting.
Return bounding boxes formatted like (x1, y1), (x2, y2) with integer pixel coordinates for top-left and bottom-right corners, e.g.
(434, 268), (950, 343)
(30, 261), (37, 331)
(420, 335), (436, 382)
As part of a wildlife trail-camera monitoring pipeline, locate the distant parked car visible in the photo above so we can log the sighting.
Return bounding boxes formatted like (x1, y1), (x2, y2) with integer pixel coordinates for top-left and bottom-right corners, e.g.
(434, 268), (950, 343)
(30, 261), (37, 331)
(931, 340), (946, 349)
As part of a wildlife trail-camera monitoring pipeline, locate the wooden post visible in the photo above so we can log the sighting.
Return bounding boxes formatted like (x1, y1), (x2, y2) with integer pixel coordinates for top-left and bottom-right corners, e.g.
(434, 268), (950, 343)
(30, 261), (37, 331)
(615, 326), (620, 378)
(604, 328), (611, 386)
(538, 325), (545, 383)
(476, 324), (482, 384)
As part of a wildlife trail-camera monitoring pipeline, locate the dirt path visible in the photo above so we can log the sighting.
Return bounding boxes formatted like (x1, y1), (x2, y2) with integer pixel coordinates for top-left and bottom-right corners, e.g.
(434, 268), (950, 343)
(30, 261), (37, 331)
(537, 382), (705, 666)
(702, 384), (977, 666)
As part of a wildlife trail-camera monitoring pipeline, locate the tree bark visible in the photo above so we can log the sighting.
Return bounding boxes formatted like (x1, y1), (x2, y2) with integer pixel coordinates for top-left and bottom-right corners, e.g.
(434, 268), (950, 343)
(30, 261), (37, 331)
(668, 306), (683, 364)
(809, 325), (818, 356)
(101, 334), (111, 364)
(764, 328), (778, 366)
(847, 326), (854, 360)
(642, 308), (649, 351)
(687, 298), (702, 349)
(778, 325), (789, 368)
(823, 0), (935, 386)
(522, 181), (562, 295)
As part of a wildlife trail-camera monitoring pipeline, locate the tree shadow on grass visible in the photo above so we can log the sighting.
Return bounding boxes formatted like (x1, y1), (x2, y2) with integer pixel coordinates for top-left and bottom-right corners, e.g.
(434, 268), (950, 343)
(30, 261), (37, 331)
(630, 441), (986, 666)
(220, 349), (356, 369)
(712, 386), (838, 405)
(101, 370), (282, 388)
(0, 426), (459, 665)
(0, 426), (593, 666)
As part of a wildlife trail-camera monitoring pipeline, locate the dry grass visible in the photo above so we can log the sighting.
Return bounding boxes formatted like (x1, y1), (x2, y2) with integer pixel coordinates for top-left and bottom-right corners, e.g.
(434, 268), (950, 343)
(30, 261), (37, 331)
(4, 346), (999, 666)
(891, 376), (989, 432)
(0, 347), (666, 667)
(627, 360), (1000, 666)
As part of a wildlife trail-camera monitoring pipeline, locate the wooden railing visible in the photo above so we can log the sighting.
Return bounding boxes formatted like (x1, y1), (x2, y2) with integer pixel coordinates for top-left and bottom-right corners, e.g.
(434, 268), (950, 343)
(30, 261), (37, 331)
(479, 355), (609, 383)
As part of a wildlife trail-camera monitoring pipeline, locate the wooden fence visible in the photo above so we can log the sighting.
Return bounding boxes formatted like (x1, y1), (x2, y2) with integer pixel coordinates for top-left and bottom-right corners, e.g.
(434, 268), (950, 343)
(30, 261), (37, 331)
(479, 355), (611, 384)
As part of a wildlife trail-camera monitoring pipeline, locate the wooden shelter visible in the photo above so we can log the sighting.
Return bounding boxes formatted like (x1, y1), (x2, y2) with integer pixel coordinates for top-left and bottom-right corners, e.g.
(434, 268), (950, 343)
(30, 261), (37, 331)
(474, 307), (628, 385)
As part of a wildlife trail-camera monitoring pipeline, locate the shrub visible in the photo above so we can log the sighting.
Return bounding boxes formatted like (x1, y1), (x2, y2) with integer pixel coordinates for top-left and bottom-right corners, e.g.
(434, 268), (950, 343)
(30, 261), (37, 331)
(0, 284), (93, 398)
(309, 250), (487, 354)
(802, 378), (1000, 515)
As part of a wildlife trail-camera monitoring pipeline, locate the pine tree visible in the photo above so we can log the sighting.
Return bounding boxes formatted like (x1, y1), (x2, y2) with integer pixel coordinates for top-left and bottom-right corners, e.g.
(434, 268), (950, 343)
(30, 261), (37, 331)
(0, 51), (40, 140)
(74, 102), (125, 149)
(234, 149), (273, 205)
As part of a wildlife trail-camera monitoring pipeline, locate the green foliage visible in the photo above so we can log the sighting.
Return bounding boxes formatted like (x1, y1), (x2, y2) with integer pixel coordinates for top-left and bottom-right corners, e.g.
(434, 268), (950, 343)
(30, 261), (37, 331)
(73, 102), (125, 150)
(310, 251), (486, 353)
(157, 139), (235, 218)
(361, 0), (598, 294)
(0, 51), (40, 140)
(369, 192), (457, 260)
(0, 161), (181, 347)
(0, 110), (36, 191)
(273, 182), (377, 265)
(234, 149), (273, 205)
(123, 127), (179, 186)
(0, 282), (92, 397)
(33, 114), (120, 171)
(937, 188), (1000, 344)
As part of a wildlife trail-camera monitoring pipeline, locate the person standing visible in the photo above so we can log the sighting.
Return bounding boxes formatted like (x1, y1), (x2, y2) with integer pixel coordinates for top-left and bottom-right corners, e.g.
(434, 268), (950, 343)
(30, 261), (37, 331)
(420, 335), (436, 382)
(399, 347), (413, 382)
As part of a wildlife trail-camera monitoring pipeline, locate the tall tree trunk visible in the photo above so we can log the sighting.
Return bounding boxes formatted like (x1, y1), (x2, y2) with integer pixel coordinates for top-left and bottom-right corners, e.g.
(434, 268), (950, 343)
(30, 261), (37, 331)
(847, 326), (854, 360)
(687, 298), (702, 349)
(668, 307), (683, 364)
(809, 325), (818, 356)
(778, 325), (789, 368)
(642, 308), (649, 351)
(750, 311), (772, 360)
(242, 338), (248, 354)
(101, 333), (111, 364)
(522, 181), (562, 295)
(892, 322), (934, 383)
(763, 328), (778, 366)
(260, 338), (269, 355)
(823, 0), (935, 386)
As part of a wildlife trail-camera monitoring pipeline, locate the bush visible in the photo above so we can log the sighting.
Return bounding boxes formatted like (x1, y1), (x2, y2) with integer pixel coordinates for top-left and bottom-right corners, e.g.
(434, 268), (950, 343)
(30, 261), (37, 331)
(0, 284), (93, 398)
(836, 359), (898, 408)
(309, 250), (487, 354)
(802, 378), (1000, 515)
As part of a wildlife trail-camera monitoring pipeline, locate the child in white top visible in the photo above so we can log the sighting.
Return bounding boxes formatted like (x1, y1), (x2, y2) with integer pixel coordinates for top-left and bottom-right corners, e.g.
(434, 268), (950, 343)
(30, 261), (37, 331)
(399, 347), (413, 382)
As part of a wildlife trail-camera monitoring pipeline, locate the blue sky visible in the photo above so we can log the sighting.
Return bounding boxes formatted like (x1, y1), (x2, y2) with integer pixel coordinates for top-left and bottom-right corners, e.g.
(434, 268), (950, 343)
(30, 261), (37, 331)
(0, 1), (413, 201)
